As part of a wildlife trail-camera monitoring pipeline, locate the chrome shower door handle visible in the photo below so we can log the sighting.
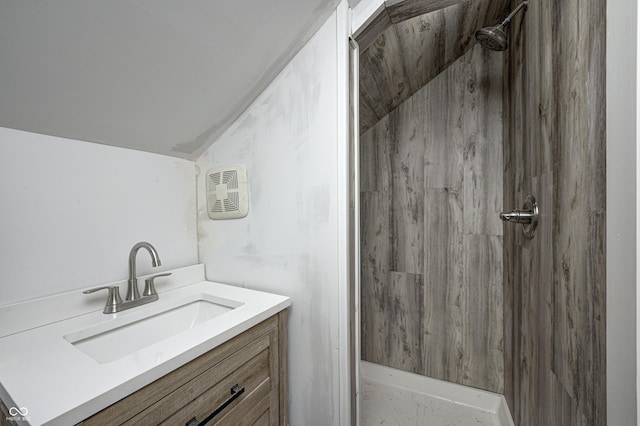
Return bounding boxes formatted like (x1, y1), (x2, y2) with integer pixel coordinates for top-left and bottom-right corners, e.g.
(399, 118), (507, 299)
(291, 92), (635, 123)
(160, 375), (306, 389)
(500, 194), (539, 238)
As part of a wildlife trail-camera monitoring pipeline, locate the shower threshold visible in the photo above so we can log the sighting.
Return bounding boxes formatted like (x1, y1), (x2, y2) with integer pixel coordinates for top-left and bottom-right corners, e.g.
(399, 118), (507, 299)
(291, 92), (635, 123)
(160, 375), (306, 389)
(359, 361), (514, 426)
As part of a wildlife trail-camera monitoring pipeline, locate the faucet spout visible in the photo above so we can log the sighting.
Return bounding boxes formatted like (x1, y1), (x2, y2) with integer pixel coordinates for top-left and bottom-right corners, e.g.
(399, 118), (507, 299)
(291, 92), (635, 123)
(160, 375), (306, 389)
(127, 242), (161, 301)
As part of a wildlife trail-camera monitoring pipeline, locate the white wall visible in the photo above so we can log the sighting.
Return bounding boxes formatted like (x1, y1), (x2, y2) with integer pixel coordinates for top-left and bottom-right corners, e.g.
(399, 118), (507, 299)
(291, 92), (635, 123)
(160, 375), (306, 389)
(350, 0), (384, 36)
(606, 0), (638, 423)
(0, 128), (198, 305)
(196, 9), (349, 425)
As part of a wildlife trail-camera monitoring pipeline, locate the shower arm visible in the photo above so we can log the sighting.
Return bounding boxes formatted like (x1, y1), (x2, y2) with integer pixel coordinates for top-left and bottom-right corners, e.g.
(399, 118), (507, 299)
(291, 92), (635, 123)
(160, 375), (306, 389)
(501, 1), (529, 27)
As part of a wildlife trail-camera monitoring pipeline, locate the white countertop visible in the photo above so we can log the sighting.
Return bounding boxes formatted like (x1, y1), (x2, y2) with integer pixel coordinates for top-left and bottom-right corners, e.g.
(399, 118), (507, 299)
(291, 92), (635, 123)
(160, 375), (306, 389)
(0, 265), (290, 425)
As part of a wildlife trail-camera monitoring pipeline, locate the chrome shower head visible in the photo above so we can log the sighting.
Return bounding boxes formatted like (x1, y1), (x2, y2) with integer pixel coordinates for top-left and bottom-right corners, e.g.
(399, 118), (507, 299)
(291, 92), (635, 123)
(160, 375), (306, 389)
(475, 25), (508, 51)
(475, 0), (528, 51)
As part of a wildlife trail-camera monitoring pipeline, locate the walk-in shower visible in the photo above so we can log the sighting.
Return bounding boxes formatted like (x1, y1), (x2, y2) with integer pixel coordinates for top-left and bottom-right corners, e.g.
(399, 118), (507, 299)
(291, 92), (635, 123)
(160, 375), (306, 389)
(356, 1), (514, 424)
(354, 0), (606, 423)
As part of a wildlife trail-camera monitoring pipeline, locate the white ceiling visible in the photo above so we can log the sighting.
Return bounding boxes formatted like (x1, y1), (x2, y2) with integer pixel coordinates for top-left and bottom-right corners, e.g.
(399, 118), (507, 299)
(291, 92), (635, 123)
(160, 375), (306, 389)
(0, 0), (345, 159)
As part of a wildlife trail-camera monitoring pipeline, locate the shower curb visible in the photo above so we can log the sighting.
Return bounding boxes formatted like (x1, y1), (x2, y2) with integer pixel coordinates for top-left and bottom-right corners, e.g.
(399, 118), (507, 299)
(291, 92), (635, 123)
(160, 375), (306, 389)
(359, 361), (515, 426)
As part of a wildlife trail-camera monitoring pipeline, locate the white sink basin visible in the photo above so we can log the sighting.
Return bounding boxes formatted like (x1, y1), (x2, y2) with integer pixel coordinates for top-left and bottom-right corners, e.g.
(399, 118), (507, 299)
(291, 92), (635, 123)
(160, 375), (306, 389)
(64, 296), (241, 363)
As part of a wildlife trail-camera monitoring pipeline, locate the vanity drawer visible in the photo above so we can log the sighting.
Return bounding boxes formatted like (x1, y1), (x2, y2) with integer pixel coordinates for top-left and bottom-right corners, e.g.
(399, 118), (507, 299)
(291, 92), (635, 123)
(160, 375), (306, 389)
(80, 311), (287, 426)
(211, 388), (279, 425)
(164, 376), (278, 425)
(129, 328), (277, 425)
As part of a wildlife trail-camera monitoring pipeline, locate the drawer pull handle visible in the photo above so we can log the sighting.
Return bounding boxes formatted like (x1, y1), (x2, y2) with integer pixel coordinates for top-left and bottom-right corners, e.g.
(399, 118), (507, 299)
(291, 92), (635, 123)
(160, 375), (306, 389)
(186, 384), (245, 426)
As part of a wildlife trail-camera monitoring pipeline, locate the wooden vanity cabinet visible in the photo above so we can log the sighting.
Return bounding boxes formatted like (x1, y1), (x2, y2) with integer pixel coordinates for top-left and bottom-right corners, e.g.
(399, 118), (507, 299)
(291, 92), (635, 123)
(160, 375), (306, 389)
(78, 310), (288, 426)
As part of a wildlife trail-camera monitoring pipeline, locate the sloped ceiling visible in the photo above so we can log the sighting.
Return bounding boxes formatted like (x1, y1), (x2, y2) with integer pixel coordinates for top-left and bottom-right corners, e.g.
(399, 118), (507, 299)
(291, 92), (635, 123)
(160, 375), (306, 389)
(0, 0), (343, 159)
(357, 0), (511, 134)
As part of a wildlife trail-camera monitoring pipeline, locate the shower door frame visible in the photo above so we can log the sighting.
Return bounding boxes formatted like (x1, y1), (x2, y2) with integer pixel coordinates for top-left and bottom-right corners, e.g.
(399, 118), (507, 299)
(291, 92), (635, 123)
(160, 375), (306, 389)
(348, 34), (361, 426)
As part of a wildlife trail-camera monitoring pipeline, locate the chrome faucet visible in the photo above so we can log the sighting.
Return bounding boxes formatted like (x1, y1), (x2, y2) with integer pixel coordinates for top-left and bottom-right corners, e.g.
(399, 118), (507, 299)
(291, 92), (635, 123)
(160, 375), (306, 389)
(499, 194), (539, 238)
(83, 242), (172, 314)
(127, 242), (161, 301)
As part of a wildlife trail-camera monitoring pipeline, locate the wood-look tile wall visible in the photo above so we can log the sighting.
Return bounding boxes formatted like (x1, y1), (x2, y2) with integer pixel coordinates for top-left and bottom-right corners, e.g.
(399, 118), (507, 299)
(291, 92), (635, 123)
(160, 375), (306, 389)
(504, 0), (606, 423)
(358, 0), (510, 135)
(360, 44), (505, 393)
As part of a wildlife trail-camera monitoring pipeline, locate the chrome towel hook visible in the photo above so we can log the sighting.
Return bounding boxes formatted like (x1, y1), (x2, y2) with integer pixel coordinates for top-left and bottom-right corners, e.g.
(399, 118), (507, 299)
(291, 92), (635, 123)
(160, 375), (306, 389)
(499, 194), (539, 238)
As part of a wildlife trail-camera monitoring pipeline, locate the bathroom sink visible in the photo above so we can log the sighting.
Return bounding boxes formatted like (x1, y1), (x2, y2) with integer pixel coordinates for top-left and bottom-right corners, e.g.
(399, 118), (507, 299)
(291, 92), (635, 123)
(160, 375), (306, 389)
(64, 296), (241, 363)
(0, 267), (291, 425)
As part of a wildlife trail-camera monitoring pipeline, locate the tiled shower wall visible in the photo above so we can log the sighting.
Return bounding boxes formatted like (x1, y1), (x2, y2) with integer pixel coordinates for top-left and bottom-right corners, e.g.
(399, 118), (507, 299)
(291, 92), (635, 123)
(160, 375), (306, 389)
(360, 44), (505, 393)
(504, 0), (606, 423)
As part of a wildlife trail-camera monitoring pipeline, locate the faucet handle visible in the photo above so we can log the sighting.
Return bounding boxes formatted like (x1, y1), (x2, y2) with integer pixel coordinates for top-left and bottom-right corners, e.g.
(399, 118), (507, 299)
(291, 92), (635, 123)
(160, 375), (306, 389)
(143, 273), (172, 297)
(83, 286), (123, 314)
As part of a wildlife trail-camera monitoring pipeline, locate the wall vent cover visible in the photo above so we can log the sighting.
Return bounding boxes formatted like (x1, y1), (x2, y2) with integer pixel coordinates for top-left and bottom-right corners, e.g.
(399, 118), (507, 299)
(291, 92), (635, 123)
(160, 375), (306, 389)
(205, 164), (248, 220)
